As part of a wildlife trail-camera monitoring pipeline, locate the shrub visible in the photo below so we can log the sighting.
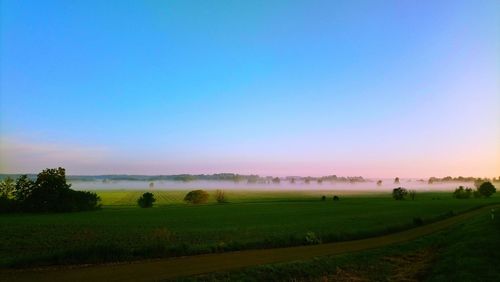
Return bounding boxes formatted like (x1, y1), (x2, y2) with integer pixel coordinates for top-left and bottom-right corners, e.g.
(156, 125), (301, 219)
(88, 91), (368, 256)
(321, 195), (326, 201)
(184, 190), (209, 204)
(453, 186), (473, 199)
(138, 192), (155, 208)
(304, 231), (321, 244)
(333, 195), (339, 201)
(392, 187), (408, 200)
(215, 189), (227, 204)
(478, 182), (496, 198)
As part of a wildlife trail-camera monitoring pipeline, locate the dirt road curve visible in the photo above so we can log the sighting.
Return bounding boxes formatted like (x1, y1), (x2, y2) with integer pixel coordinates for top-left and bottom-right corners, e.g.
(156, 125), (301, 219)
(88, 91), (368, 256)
(1, 205), (497, 282)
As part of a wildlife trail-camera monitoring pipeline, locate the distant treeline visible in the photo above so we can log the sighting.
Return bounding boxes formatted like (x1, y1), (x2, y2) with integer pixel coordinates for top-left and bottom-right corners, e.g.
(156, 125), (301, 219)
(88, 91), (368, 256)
(428, 176), (500, 184)
(0, 173), (367, 184)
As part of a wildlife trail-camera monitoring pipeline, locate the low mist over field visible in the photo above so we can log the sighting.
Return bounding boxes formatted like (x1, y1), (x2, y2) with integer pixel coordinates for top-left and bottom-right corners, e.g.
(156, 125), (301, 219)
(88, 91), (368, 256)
(67, 178), (472, 191)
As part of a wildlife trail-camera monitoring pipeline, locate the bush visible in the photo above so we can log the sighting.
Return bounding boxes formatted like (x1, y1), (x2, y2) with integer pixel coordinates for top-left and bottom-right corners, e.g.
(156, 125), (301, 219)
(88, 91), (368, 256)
(321, 195), (326, 201)
(138, 192), (155, 208)
(214, 189), (227, 204)
(184, 190), (209, 204)
(304, 231), (321, 244)
(333, 195), (339, 201)
(453, 186), (473, 199)
(478, 182), (496, 198)
(392, 187), (408, 200)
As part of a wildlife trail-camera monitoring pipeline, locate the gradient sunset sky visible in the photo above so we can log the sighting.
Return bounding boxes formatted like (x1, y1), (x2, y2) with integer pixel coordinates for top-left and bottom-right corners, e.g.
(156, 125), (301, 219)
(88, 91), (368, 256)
(1, 0), (499, 177)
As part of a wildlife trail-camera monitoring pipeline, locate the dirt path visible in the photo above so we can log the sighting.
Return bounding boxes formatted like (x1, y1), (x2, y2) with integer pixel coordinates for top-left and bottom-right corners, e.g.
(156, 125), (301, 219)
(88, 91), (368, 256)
(1, 205), (497, 282)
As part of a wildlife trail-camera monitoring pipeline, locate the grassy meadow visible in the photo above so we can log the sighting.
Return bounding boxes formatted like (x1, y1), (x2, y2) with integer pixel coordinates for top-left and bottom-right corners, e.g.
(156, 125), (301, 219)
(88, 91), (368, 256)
(189, 205), (500, 281)
(1, 189), (498, 268)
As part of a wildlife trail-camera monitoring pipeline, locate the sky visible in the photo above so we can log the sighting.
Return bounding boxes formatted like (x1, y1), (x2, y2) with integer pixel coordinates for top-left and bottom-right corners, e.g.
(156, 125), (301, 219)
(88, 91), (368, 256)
(1, 0), (499, 178)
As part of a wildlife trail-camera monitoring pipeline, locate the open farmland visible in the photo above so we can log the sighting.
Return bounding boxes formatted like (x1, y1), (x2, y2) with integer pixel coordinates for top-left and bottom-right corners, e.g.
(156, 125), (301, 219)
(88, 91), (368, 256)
(0, 190), (498, 268)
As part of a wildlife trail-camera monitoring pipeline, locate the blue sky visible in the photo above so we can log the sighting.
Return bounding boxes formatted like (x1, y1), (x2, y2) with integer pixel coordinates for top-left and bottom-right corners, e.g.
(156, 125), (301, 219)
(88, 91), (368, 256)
(1, 0), (499, 177)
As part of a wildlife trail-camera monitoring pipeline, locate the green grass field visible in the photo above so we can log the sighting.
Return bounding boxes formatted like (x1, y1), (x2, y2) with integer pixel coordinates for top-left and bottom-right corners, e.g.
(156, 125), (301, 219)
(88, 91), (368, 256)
(190, 206), (500, 281)
(0, 190), (498, 268)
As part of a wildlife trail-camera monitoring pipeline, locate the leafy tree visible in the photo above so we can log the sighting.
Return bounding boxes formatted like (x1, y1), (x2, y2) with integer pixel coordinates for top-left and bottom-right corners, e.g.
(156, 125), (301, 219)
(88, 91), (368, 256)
(376, 180), (382, 186)
(333, 195), (339, 201)
(392, 187), (408, 200)
(215, 189), (227, 203)
(0, 177), (15, 198)
(272, 177), (280, 184)
(138, 192), (155, 208)
(3, 168), (100, 213)
(321, 195), (326, 201)
(184, 190), (209, 204)
(478, 182), (496, 198)
(13, 175), (35, 203)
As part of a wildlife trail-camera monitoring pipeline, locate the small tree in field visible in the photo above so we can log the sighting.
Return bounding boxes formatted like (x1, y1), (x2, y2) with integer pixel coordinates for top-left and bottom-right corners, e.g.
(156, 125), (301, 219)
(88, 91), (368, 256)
(215, 189), (227, 203)
(478, 182), (496, 198)
(392, 187), (408, 200)
(376, 180), (382, 186)
(394, 177), (400, 184)
(138, 192), (155, 208)
(184, 190), (209, 204)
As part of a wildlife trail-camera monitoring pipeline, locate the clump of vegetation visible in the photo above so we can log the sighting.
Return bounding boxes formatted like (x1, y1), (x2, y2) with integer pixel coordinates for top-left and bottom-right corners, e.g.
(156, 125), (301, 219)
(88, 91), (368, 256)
(0, 168), (100, 213)
(453, 186), (473, 199)
(184, 190), (209, 204)
(215, 189), (227, 203)
(138, 192), (155, 208)
(304, 231), (321, 244)
(477, 182), (496, 198)
(333, 195), (339, 201)
(321, 195), (326, 201)
(452, 182), (496, 199)
(392, 187), (408, 200)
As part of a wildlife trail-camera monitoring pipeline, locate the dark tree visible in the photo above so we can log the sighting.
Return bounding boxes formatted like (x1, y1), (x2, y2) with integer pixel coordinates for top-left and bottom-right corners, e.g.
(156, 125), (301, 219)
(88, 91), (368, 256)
(333, 195), (339, 201)
(321, 195), (326, 201)
(394, 177), (400, 184)
(272, 177), (281, 184)
(138, 192), (155, 208)
(184, 190), (209, 204)
(392, 187), (408, 200)
(376, 180), (382, 186)
(13, 175), (35, 203)
(3, 168), (100, 213)
(453, 186), (473, 199)
(478, 182), (496, 198)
